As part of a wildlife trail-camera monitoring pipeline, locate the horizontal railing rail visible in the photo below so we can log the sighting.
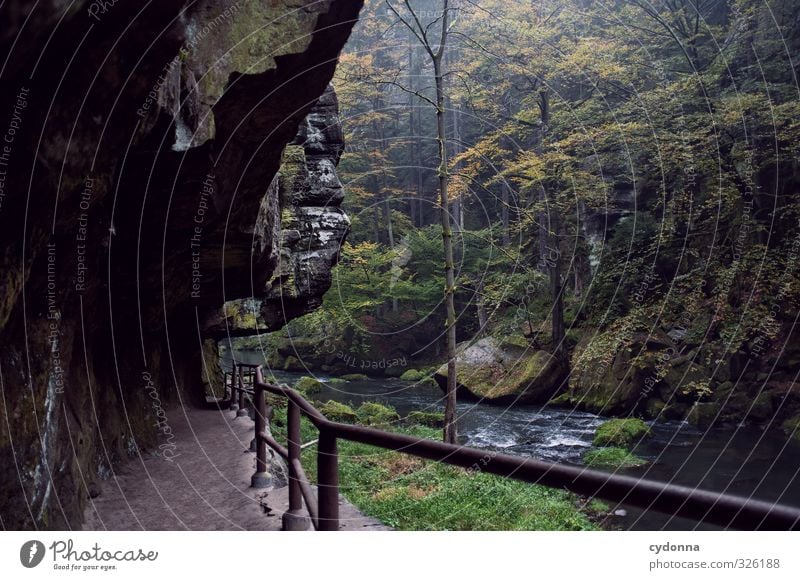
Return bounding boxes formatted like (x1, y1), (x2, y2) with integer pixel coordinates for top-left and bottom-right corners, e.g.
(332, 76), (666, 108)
(227, 363), (800, 531)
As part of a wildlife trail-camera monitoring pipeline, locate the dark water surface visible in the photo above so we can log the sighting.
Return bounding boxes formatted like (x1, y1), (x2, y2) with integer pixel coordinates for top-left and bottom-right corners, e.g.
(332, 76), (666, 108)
(226, 350), (800, 530)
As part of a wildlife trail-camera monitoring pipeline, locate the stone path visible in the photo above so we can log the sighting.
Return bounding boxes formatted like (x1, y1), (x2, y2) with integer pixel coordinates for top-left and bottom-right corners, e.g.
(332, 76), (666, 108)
(83, 404), (388, 531)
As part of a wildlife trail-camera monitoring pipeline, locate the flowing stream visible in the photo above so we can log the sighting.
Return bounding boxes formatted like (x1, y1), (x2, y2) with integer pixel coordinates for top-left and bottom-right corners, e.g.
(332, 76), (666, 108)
(227, 350), (800, 530)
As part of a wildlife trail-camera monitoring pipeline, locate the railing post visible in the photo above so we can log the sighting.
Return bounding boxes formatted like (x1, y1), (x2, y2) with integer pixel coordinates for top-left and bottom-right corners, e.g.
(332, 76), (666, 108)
(283, 399), (311, 531)
(250, 382), (271, 489)
(317, 430), (339, 531)
(236, 365), (248, 417)
(229, 365), (239, 412)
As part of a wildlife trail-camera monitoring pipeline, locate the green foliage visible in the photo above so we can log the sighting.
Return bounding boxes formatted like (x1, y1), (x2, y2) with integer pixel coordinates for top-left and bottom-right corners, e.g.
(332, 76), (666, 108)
(678, 381), (713, 402)
(592, 419), (651, 448)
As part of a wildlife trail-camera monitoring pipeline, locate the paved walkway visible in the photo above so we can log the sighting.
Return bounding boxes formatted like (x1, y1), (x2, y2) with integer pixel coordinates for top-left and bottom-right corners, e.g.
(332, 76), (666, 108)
(83, 404), (387, 531)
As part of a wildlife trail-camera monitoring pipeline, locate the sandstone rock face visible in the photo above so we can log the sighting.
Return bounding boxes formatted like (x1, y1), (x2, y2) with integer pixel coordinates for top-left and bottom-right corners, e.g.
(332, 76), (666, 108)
(204, 86), (351, 337)
(0, 0), (362, 529)
(559, 328), (800, 428)
(434, 338), (566, 405)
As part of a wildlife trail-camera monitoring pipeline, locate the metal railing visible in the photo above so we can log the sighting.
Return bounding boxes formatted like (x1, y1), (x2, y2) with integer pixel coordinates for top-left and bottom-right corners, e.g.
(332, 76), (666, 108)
(226, 363), (800, 531)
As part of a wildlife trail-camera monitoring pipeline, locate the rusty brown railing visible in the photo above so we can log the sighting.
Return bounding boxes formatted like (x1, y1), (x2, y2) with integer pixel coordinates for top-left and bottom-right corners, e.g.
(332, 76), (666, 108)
(226, 363), (800, 531)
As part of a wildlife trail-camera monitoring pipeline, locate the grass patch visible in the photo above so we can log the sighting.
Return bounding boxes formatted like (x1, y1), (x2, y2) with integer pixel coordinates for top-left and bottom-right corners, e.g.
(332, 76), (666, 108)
(270, 410), (598, 530)
(583, 447), (647, 468)
(592, 418), (650, 448)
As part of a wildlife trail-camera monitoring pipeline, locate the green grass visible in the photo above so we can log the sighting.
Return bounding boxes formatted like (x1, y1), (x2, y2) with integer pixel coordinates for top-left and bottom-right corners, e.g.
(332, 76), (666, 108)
(269, 407), (599, 530)
(583, 447), (647, 468)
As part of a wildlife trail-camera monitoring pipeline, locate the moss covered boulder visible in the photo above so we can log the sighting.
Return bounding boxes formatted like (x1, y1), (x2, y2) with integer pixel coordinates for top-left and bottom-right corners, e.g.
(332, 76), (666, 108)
(592, 418), (651, 448)
(400, 369), (426, 381)
(584, 447), (647, 468)
(434, 338), (566, 404)
(356, 402), (400, 426)
(339, 373), (369, 381)
(406, 411), (445, 428)
(318, 401), (357, 423)
(782, 416), (800, 442)
(294, 376), (324, 396)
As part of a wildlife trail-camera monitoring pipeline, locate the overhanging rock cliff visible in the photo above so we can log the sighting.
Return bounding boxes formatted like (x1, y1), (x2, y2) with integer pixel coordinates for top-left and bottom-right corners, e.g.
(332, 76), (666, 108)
(0, 0), (362, 529)
(204, 85), (350, 339)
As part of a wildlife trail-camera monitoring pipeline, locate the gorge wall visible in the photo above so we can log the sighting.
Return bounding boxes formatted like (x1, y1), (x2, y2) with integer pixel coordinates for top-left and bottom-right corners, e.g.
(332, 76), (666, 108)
(0, 0), (362, 530)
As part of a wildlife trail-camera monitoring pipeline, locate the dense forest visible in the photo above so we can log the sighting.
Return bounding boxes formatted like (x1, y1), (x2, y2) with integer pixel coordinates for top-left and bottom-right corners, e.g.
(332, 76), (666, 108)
(240, 0), (800, 440)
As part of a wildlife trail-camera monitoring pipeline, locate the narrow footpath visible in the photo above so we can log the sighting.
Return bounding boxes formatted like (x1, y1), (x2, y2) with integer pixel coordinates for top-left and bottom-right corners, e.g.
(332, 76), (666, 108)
(83, 404), (387, 531)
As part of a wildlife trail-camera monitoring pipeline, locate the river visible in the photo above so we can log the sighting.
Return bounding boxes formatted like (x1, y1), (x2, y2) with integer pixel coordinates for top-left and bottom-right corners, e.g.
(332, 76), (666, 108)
(227, 350), (800, 530)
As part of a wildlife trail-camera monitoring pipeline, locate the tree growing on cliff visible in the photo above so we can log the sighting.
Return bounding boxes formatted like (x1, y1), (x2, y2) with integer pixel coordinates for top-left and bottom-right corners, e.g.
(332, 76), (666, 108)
(386, 0), (459, 444)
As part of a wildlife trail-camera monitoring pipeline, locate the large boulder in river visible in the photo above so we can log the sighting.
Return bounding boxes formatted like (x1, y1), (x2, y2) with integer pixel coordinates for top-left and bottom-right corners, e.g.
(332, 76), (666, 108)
(434, 338), (566, 405)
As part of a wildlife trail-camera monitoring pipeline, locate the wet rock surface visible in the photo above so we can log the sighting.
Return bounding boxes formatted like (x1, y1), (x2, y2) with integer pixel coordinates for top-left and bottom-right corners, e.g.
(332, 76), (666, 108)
(0, 0), (362, 529)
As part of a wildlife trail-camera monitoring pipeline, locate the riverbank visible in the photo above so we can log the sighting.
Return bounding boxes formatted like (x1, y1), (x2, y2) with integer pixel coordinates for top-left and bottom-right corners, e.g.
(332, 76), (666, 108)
(269, 406), (603, 530)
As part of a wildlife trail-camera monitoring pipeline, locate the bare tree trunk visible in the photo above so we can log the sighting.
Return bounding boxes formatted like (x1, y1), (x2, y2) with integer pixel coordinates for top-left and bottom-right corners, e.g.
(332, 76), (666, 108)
(387, 0), (457, 443)
(407, 42), (418, 227)
(501, 181), (510, 246)
(535, 89), (567, 364)
(434, 48), (458, 445)
(476, 279), (488, 335)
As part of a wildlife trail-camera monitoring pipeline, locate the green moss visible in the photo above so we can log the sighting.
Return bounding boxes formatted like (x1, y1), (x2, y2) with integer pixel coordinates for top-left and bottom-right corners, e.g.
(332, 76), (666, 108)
(327, 377), (347, 385)
(686, 402), (720, 427)
(405, 411), (445, 428)
(499, 334), (529, 349)
(356, 402), (400, 426)
(415, 377), (438, 388)
(283, 356), (303, 371)
(748, 393), (773, 422)
(339, 373), (370, 381)
(782, 416), (800, 442)
(294, 376), (324, 396)
(318, 401), (357, 423)
(399, 369), (425, 381)
(455, 350), (560, 400)
(592, 418), (651, 448)
(584, 447), (647, 468)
